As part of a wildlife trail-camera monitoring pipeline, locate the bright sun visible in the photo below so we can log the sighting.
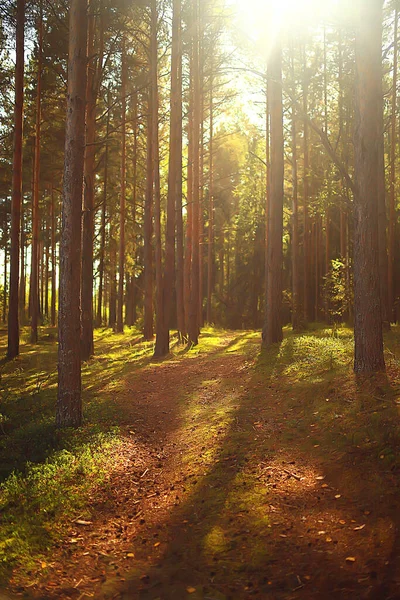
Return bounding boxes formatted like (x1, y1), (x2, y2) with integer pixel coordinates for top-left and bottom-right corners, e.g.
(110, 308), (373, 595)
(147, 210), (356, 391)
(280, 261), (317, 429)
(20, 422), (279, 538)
(232, 0), (345, 50)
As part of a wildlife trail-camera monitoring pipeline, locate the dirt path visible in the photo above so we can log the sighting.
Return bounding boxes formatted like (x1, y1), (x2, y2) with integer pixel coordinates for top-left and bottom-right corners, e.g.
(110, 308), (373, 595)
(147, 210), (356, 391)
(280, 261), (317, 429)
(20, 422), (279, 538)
(12, 332), (400, 600)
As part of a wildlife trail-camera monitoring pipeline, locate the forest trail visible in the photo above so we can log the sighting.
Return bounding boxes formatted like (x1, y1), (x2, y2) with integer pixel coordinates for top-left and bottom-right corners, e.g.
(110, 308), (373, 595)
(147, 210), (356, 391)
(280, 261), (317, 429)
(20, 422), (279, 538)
(9, 330), (400, 600)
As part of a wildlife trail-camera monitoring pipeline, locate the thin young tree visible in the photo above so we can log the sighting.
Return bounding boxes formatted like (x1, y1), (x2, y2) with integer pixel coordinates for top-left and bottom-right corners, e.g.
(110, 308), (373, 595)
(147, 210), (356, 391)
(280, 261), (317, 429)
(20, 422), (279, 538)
(81, 2), (99, 358)
(389, 3), (398, 319)
(30, 1), (43, 344)
(57, 0), (88, 428)
(7, 0), (25, 359)
(116, 35), (127, 333)
(188, 0), (201, 346)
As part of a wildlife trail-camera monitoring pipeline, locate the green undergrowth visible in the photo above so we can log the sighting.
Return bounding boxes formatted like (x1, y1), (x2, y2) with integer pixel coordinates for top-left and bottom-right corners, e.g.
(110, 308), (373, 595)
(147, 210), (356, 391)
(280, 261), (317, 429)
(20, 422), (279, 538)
(255, 324), (400, 468)
(0, 323), (400, 591)
(0, 429), (121, 579)
(0, 325), (236, 582)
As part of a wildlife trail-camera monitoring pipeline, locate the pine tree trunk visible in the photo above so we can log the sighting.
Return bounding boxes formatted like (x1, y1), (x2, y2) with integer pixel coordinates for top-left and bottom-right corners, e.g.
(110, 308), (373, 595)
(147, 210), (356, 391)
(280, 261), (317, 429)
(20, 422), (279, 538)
(57, 0), (88, 428)
(3, 243), (8, 324)
(153, 0), (164, 352)
(291, 44), (301, 331)
(7, 0), (24, 359)
(264, 80), (270, 311)
(184, 81), (193, 336)
(353, 0), (385, 374)
(117, 36), (127, 333)
(96, 88), (110, 327)
(198, 4), (205, 328)
(378, 105), (390, 331)
(45, 213), (49, 318)
(188, 0), (200, 346)
(30, 4), (43, 344)
(143, 101), (154, 340)
(108, 229), (117, 328)
(50, 183), (56, 327)
(175, 26), (185, 341)
(389, 5), (398, 321)
(302, 48), (310, 324)
(154, 0), (181, 357)
(19, 197), (26, 325)
(206, 57), (214, 324)
(262, 42), (284, 347)
(81, 8), (96, 358)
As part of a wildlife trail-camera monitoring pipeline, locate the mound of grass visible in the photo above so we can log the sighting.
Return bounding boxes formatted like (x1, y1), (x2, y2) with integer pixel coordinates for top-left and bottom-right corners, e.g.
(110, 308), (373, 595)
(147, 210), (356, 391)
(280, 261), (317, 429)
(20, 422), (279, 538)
(0, 429), (121, 579)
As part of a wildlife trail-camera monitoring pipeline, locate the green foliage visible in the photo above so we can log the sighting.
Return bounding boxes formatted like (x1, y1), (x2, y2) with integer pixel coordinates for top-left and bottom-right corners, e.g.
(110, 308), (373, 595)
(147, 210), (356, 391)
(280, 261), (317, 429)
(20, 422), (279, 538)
(0, 431), (120, 575)
(323, 259), (353, 322)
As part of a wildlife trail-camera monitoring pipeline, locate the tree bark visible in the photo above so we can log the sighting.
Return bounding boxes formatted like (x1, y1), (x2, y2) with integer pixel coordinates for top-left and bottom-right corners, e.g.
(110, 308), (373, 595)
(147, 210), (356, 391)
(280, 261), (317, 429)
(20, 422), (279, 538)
(7, 0), (25, 359)
(290, 44), (301, 331)
(45, 211), (49, 318)
(262, 42), (284, 347)
(144, 100), (154, 340)
(57, 0), (88, 428)
(81, 5), (97, 358)
(188, 0), (201, 346)
(117, 35), (127, 333)
(184, 77), (193, 336)
(19, 195), (26, 325)
(154, 0), (181, 357)
(206, 56), (214, 324)
(389, 5), (398, 320)
(302, 48), (310, 323)
(175, 19), (185, 342)
(30, 3), (43, 344)
(152, 0), (164, 352)
(353, 0), (385, 373)
(96, 86), (110, 327)
(50, 183), (56, 326)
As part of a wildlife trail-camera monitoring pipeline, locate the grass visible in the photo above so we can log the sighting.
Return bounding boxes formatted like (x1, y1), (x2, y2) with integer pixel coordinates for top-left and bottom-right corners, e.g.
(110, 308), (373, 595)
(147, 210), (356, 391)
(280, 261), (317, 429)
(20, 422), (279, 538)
(0, 324), (231, 583)
(0, 430), (120, 574)
(0, 322), (400, 595)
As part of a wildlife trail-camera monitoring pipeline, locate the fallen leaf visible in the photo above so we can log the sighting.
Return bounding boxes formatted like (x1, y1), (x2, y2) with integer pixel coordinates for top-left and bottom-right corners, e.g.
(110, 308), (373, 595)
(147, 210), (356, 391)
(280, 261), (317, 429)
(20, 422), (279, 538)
(41, 562), (47, 569)
(354, 524), (366, 531)
(321, 484), (329, 488)
(126, 553), (134, 558)
(75, 519), (92, 526)
(326, 537), (333, 542)
(154, 542), (161, 548)
(339, 520), (346, 525)
(346, 557), (356, 563)
(335, 494), (341, 499)
(318, 531), (326, 535)
(187, 587), (196, 594)
(316, 476), (325, 480)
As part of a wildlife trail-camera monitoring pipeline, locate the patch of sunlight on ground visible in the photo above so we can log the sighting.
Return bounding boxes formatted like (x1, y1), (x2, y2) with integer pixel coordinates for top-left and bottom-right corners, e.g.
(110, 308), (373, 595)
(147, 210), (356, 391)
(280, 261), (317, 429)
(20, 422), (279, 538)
(203, 526), (230, 555)
(272, 330), (354, 381)
(225, 331), (259, 355)
(178, 386), (240, 470)
(186, 327), (236, 356)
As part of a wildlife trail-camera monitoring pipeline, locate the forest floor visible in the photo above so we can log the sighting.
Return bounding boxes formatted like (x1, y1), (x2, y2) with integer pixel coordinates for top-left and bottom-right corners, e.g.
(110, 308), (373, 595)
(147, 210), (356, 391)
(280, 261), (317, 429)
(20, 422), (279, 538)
(1, 325), (400, 599)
